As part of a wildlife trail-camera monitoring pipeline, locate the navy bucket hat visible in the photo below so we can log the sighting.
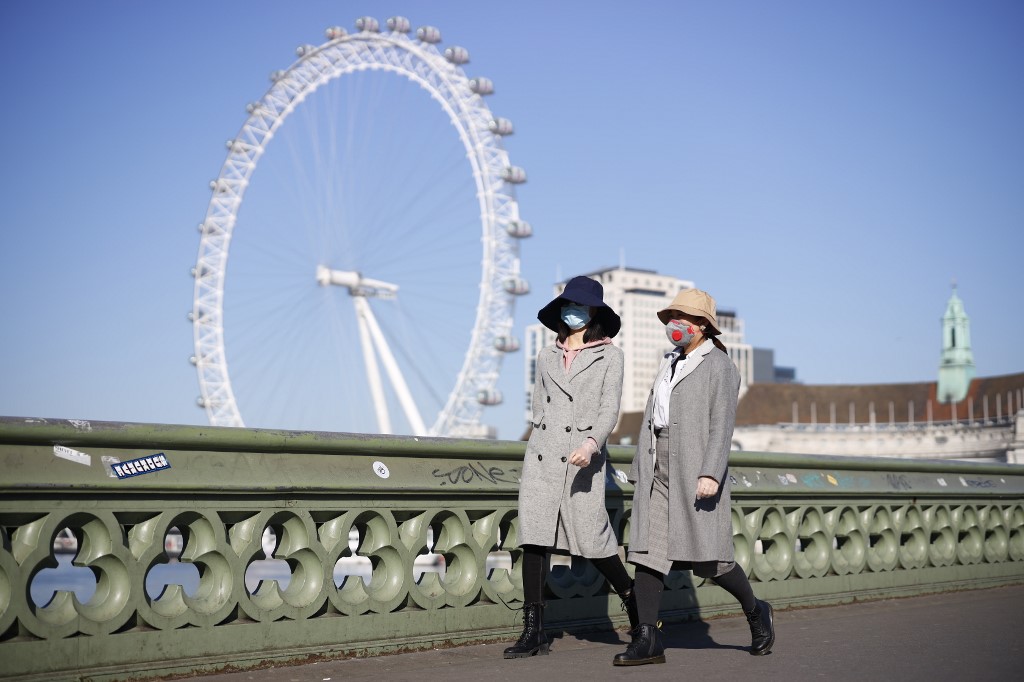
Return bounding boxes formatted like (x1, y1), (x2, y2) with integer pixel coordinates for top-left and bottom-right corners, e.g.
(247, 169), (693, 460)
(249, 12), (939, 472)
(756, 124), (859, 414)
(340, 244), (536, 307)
(537, 275), (621, 338)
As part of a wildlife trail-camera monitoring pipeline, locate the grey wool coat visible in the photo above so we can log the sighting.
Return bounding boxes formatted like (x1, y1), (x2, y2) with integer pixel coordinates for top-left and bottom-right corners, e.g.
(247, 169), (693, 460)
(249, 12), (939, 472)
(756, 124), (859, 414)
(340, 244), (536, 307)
(627, 340), (741, 563)
(518, 343), (624, 558)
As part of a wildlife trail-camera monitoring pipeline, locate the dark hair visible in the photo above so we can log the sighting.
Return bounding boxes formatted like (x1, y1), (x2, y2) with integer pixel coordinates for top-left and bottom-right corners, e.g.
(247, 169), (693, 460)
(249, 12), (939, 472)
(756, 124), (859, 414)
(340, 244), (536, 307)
(556, 311), (609, 344)
(703, 325), (728, 353)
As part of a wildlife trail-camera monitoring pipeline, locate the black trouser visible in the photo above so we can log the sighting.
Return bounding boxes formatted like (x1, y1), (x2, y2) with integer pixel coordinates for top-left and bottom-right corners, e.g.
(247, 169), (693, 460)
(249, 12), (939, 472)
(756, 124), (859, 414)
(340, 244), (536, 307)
(632, 562), (756, 625)
(521, 544), (632, 603)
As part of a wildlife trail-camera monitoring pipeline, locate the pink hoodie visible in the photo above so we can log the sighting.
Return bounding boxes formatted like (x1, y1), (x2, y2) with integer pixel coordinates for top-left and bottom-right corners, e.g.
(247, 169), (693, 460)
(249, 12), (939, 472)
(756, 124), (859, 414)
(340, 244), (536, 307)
(556, 336), (613, 373)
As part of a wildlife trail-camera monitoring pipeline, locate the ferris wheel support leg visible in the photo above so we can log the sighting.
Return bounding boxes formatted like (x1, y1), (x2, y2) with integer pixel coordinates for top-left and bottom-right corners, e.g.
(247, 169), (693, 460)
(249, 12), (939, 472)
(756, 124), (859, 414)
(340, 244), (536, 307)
(359, 299), (429, 437)
(354, 296), (392, 435)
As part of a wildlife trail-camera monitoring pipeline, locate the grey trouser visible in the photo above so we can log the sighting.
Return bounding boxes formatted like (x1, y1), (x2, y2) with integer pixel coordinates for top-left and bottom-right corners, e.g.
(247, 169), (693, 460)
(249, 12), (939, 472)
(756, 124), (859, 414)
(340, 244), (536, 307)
(628, 430), (735, 578)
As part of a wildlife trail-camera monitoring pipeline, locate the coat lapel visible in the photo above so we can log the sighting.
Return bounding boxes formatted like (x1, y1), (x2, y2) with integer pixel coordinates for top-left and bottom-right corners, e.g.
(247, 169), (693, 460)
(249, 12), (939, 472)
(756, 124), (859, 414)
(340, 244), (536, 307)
(542, 346), (569, 394)
(566, 345), (606, 383)
(544, 345), (609, 393)
(668, 339), (715, 390)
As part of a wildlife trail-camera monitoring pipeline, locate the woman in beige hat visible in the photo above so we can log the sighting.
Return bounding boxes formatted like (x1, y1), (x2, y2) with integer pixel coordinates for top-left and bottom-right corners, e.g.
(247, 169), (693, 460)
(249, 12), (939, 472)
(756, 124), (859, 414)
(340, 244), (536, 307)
(613, 288), (775, 666)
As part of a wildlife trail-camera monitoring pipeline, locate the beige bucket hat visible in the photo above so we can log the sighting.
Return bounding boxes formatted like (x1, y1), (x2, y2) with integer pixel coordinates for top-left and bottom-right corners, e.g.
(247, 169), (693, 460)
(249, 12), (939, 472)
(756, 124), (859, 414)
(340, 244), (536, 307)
(657, 288), (722, 335)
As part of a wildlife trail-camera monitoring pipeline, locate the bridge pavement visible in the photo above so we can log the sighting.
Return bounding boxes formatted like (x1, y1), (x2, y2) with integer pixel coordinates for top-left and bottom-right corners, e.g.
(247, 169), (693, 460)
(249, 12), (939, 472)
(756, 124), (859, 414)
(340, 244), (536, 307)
(192, 584), (1023, 681)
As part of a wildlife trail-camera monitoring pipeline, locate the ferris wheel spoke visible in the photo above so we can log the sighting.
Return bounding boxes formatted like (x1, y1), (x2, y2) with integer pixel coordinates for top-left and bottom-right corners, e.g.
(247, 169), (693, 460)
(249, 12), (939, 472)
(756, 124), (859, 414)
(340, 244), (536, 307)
(232, 298), (354, 426)
(375, 313), (449, 410)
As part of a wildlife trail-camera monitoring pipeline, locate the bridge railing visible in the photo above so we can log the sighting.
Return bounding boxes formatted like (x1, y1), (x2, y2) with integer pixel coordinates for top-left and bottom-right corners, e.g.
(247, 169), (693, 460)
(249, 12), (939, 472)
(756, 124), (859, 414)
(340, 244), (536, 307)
(1, 416), (1022, 681)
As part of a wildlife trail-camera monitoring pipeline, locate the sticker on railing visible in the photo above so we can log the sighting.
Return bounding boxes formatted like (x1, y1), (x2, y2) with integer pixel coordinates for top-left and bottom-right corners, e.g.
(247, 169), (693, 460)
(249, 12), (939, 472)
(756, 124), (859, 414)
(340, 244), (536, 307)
(112, 453), (171, 479)
(826, 474), (838, 486)
(101, 455), (122, 478)
(372, 461), (390, 479)
(54, 445), (91, 466)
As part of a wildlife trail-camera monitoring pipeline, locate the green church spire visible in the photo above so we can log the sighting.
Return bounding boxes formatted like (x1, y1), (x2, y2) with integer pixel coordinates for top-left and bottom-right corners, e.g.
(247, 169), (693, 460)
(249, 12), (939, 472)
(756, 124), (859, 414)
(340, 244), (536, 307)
(937, 281), (975, 404)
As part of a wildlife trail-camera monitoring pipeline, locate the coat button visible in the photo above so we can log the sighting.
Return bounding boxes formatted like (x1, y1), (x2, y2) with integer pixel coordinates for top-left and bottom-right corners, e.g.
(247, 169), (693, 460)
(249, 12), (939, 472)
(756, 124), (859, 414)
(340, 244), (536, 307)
(561, 456), (567, 462)
(565, 426), (571, 432)
(649, 448), (655, 455)
(568, 396), (573, 402)
(546, 396), (550, 403)
(541, 424), (546, 430)
(538, 454), (543, 461)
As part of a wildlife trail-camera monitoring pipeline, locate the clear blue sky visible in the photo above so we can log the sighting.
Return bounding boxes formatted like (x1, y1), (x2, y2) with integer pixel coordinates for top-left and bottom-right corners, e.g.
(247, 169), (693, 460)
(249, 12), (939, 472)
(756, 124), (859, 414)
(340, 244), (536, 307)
(1, 1), (1021, 440)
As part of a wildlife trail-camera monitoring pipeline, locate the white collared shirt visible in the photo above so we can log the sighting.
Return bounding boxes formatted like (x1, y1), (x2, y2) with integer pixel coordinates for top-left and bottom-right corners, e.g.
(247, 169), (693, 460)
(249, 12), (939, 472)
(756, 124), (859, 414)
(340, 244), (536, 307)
(653, 347), (687, 429)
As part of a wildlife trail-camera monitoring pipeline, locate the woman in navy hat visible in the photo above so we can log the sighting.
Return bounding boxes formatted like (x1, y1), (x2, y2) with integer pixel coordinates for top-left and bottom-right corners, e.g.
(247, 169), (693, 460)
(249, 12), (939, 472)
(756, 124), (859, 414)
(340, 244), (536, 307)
(504, 275), (636, 659)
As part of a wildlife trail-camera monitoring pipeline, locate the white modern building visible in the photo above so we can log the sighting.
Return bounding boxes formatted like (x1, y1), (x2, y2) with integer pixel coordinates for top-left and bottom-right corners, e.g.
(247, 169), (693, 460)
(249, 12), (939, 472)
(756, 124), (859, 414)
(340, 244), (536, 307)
(524, 266), (755, 426)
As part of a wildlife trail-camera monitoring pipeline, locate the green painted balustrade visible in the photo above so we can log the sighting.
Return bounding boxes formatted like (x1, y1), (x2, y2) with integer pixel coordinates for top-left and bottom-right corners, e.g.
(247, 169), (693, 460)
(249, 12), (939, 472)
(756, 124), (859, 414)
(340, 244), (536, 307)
(1, 416), (1023, 680)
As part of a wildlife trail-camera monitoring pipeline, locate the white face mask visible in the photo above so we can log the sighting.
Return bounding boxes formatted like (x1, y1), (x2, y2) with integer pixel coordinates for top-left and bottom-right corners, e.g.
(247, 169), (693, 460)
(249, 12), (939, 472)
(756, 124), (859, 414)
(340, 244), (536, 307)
(561, 304), (591, 330)
(665, 320), (699, 347)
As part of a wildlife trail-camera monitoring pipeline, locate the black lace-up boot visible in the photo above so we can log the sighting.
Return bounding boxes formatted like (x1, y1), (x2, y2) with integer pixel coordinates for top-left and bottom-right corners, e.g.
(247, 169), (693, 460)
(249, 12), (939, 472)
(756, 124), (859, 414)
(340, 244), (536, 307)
(612, 623), (665, 666)
(745, 599), (775, 655)
(503, 602), (550, 658)
(618, 584), (639, 632)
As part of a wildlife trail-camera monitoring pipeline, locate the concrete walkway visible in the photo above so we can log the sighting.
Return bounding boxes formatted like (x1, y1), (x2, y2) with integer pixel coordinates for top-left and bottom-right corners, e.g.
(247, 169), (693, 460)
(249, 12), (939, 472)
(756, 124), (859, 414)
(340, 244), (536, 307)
(192, 584), (1023, 682)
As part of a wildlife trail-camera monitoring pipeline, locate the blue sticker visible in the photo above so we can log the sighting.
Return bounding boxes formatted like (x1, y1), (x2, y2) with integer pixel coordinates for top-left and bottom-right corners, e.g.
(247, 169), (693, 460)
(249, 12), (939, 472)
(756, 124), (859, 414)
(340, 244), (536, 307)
(112, 453), (171, 479)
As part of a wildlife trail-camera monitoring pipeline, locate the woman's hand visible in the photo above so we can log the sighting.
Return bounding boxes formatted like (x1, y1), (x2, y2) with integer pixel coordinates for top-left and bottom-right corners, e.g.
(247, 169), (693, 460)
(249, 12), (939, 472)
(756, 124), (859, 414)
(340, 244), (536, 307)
(568, 438), (599, 467)
(695, 476), (720, 500)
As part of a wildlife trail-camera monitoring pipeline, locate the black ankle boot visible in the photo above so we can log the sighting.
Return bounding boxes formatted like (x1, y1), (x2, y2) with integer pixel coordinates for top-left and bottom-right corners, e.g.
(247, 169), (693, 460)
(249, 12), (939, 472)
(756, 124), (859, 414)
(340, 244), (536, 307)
(612, 623), (665, 666)
(745, 599), (775, 656)
(618, 584), (639, 632)
(503, 602), (550, 658)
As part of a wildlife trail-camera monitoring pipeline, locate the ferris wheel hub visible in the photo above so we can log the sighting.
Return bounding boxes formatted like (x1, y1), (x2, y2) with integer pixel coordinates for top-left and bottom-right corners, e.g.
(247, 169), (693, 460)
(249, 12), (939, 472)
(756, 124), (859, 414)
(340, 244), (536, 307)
(316, 265), (398, 299)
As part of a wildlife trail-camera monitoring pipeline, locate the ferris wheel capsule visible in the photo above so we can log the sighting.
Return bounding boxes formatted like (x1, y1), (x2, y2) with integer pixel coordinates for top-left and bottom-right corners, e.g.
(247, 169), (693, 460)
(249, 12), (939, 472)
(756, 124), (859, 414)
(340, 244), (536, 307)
(476, 389), (503, 406)
(444, 46), (470, 64)
(189, 356), (198, 366)
(502, 166), (527, 184)
(489, 118), (514, 136)
(503, 276), (530, 295)
(417, 26), (442, 43)
(494, 336), (520, 352)
(469, 78), (494, 95)
(505, 220), (532, 238)
(325, 26), (347, 40)
(196, 396), (207, 408)
(269, 70), (287, 82)
(296, 44), (318, 57)
(386, 16), (411, 33)
(355, 17), (380, 33)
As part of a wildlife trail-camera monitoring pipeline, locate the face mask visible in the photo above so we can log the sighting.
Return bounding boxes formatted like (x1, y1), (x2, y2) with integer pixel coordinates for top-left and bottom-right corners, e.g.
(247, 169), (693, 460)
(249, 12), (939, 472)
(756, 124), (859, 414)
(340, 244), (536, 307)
(561, 304), (591, 330)
(666, 320), (699, 347)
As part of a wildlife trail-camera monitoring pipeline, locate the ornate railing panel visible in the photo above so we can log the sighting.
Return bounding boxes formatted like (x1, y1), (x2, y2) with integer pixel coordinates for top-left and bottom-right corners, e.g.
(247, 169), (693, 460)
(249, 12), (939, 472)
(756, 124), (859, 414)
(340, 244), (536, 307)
(0, 417), (1022, 680)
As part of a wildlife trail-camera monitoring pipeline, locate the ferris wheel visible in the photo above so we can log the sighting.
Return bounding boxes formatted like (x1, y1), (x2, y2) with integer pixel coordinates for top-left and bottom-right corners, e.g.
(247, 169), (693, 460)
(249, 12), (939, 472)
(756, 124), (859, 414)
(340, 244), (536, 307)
(190, 16), (531, 438)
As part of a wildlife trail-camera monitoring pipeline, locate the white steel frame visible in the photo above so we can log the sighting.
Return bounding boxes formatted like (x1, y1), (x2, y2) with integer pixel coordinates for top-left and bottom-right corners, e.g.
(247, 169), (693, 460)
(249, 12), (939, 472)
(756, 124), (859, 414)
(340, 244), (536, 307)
(191, 18), (525, 437)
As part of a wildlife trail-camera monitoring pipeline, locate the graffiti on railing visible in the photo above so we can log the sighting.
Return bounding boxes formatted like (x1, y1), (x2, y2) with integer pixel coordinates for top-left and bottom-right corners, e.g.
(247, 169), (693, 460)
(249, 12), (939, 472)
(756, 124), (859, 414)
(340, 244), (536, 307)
(887, 474), (912, 491)
(431, 461), (520, 486)
(960, 477), (996, 488)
